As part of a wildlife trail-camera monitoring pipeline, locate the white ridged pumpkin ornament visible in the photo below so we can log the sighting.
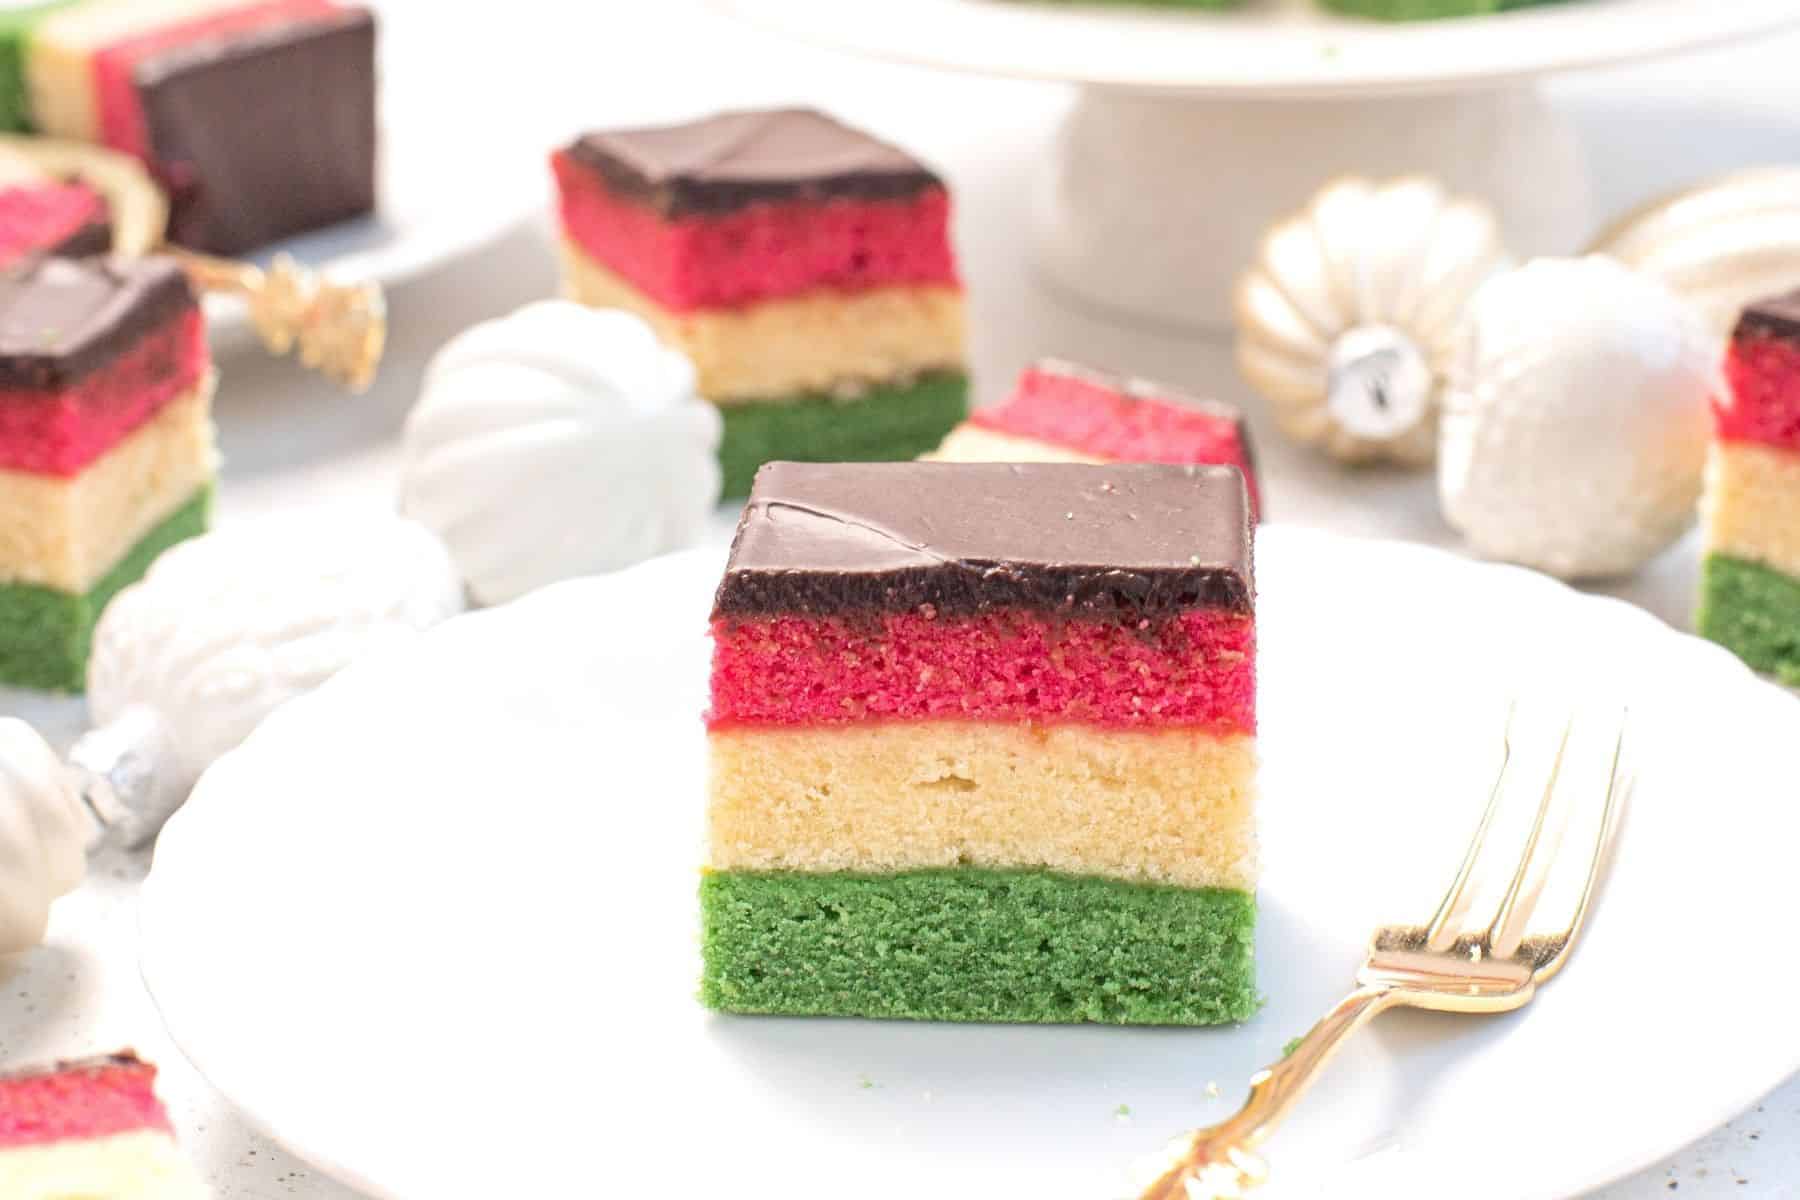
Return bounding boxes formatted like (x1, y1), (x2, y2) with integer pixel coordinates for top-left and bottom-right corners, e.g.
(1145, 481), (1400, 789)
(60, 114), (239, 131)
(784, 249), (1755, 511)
(73, 512), (464, 846)
(401, 302), (722, 606)
(0, 719), (87, 956)
(1235, 176), (1511, 465)
(1592, 167), (1800, 336)
(1439, 256), (1718, 581)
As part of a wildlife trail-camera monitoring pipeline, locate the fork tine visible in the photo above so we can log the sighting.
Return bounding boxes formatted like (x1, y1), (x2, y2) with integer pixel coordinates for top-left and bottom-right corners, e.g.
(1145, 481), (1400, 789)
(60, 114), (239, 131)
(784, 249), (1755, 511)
(1532, 714), (1628, 983)
(1423, 702), (1516, 951)
(1484, 718), (1574, 956)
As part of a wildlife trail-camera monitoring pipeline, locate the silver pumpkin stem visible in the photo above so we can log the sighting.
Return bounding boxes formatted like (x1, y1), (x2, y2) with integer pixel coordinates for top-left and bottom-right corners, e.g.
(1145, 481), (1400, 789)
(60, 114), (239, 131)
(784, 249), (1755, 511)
(66, 705), (184, 851)
(1325, 325), (1434, 443)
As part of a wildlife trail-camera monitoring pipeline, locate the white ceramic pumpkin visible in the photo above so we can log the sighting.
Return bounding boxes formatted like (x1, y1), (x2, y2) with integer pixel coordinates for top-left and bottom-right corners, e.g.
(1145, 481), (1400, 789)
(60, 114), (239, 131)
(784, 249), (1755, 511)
(0, 718), (86, 956)
(400, 302), (722, 606)
(78, 512), (464, 845)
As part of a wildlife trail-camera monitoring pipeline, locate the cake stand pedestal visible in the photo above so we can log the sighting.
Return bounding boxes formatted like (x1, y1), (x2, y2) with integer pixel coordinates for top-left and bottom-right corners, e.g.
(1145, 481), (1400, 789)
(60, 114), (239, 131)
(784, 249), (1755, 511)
(709, 0), (1800, 331)
(1034, 85), (1589, 329)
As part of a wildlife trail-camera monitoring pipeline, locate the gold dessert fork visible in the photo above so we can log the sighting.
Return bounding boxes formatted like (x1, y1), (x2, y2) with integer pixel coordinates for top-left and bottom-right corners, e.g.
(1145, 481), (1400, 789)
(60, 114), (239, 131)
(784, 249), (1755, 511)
(1140, 709), (1627, 1199)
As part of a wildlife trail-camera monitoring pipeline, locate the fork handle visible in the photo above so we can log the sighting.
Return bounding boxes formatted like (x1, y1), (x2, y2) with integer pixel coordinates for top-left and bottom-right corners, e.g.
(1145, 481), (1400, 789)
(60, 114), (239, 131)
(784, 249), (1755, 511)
(1140, 983), (1401, 1198)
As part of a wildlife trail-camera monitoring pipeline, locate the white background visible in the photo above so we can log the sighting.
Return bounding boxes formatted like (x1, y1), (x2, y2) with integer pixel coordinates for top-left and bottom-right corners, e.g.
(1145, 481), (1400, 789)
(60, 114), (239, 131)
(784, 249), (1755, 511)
(4, 0), (1799, 1194)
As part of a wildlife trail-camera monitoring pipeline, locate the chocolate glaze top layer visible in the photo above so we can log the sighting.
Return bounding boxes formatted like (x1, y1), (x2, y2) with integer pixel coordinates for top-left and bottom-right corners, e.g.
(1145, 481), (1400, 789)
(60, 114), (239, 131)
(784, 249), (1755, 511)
(0, 1050), (149, 1084)
(1735, 289), (1800, 343)
(0, 256), (194, 390)
(566, 108), (941, 218)
(135, 7), (377, 256)
(715, 461), (1254, 620)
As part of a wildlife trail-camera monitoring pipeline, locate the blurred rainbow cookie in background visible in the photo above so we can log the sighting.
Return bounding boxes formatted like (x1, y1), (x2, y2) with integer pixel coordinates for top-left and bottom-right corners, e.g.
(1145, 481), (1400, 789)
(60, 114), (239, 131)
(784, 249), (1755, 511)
(0, 134), (167, 265)
(929, 358), (1261, 517)
(0, 2), (71, 133)
(0, 1052), (208, 1197)
(1018, 0), (1572, 16)
(0, 255), (213, 691)
(1699, 289), (1800, 684)
(1319, 0), (1572, 17)
(0, 171), (107, 265)
(552, 107), (967, 497)
(703, 461), (1259, 1024)
(6, 0), (376, 253)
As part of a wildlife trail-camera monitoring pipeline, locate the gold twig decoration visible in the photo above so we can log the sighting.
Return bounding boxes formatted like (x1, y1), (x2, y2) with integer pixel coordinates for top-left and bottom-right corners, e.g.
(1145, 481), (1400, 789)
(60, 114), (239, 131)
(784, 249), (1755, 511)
(169, 250), (385, 393)
(0, 134), (385, 392)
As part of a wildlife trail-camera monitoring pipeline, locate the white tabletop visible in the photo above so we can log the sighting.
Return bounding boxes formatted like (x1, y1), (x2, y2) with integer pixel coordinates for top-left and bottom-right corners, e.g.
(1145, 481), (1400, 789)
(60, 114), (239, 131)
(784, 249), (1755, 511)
(2, 0), (1797, 1193)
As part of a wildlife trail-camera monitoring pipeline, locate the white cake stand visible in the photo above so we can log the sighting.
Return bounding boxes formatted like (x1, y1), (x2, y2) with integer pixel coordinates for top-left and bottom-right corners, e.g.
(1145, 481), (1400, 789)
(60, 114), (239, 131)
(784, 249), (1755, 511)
(709, 0), (1800, 328)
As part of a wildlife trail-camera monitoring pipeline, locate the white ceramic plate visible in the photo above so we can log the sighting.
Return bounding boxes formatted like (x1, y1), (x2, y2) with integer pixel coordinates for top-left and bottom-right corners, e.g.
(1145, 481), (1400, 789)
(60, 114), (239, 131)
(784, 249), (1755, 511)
(708, 0), (1800, 96)
(140, 527), (1800, 1199)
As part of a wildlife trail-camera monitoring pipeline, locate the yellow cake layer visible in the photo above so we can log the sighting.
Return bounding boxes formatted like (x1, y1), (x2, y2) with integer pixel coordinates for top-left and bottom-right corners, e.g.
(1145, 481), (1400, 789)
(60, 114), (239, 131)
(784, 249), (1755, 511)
(0, 1129), (209, 1199)
(0, 378), (215, 592)
(559, 238), (966, 403)
(27, 0), (250, 141)
(708, 721), (1258, 890)
(924, 422), (1105, 464)
(1703, 440), (1800, 579)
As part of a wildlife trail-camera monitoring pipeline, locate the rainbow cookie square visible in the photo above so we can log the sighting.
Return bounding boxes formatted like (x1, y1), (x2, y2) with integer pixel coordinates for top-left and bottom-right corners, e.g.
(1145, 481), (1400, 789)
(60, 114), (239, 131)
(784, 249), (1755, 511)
(929, 358), (1261, 517)
(552, 108), (968, 497)
(0, 255), (214, 691)
(25, 0), (376, 254)
(703, 461), (1259, 1024)
(0, 178), (109, 265)
(0, 1), (75, 132)
(0, 1052), (208, 1197)
(1699, 290), (1800, 684)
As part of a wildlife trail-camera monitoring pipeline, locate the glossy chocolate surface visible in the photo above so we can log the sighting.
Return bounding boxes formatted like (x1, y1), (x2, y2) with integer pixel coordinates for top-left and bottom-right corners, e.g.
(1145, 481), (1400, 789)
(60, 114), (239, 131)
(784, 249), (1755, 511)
(715, 461), (1254, 619)
(566, 107), (940, 217)
(0, 256), (193, 389)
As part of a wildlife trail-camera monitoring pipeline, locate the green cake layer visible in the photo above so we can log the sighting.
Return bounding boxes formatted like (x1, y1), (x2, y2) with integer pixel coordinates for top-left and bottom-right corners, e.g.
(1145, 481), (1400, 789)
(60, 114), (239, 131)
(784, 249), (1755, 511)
(0, 486), (211, 693)
(0, 2), (70, 132)
(701, 867), (1258, 1025)
(1698, 553), (1800, 686)
(1318, 0), (1563, 17)
(717, 372), (967, 500)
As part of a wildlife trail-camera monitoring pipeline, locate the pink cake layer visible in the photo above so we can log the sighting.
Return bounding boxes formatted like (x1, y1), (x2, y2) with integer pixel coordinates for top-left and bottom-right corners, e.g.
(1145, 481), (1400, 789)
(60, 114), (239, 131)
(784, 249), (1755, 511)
(1718, 334), (1800, 453)
(0, 1056), (172, 1149)
(0, 183), (107, 265)
(551, 149), (959, 312)
(971, 364), (1261, 516)
(0, 307), (206, 476)
(94, 0), (339, 162)
(709, 608), (1255, 734)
